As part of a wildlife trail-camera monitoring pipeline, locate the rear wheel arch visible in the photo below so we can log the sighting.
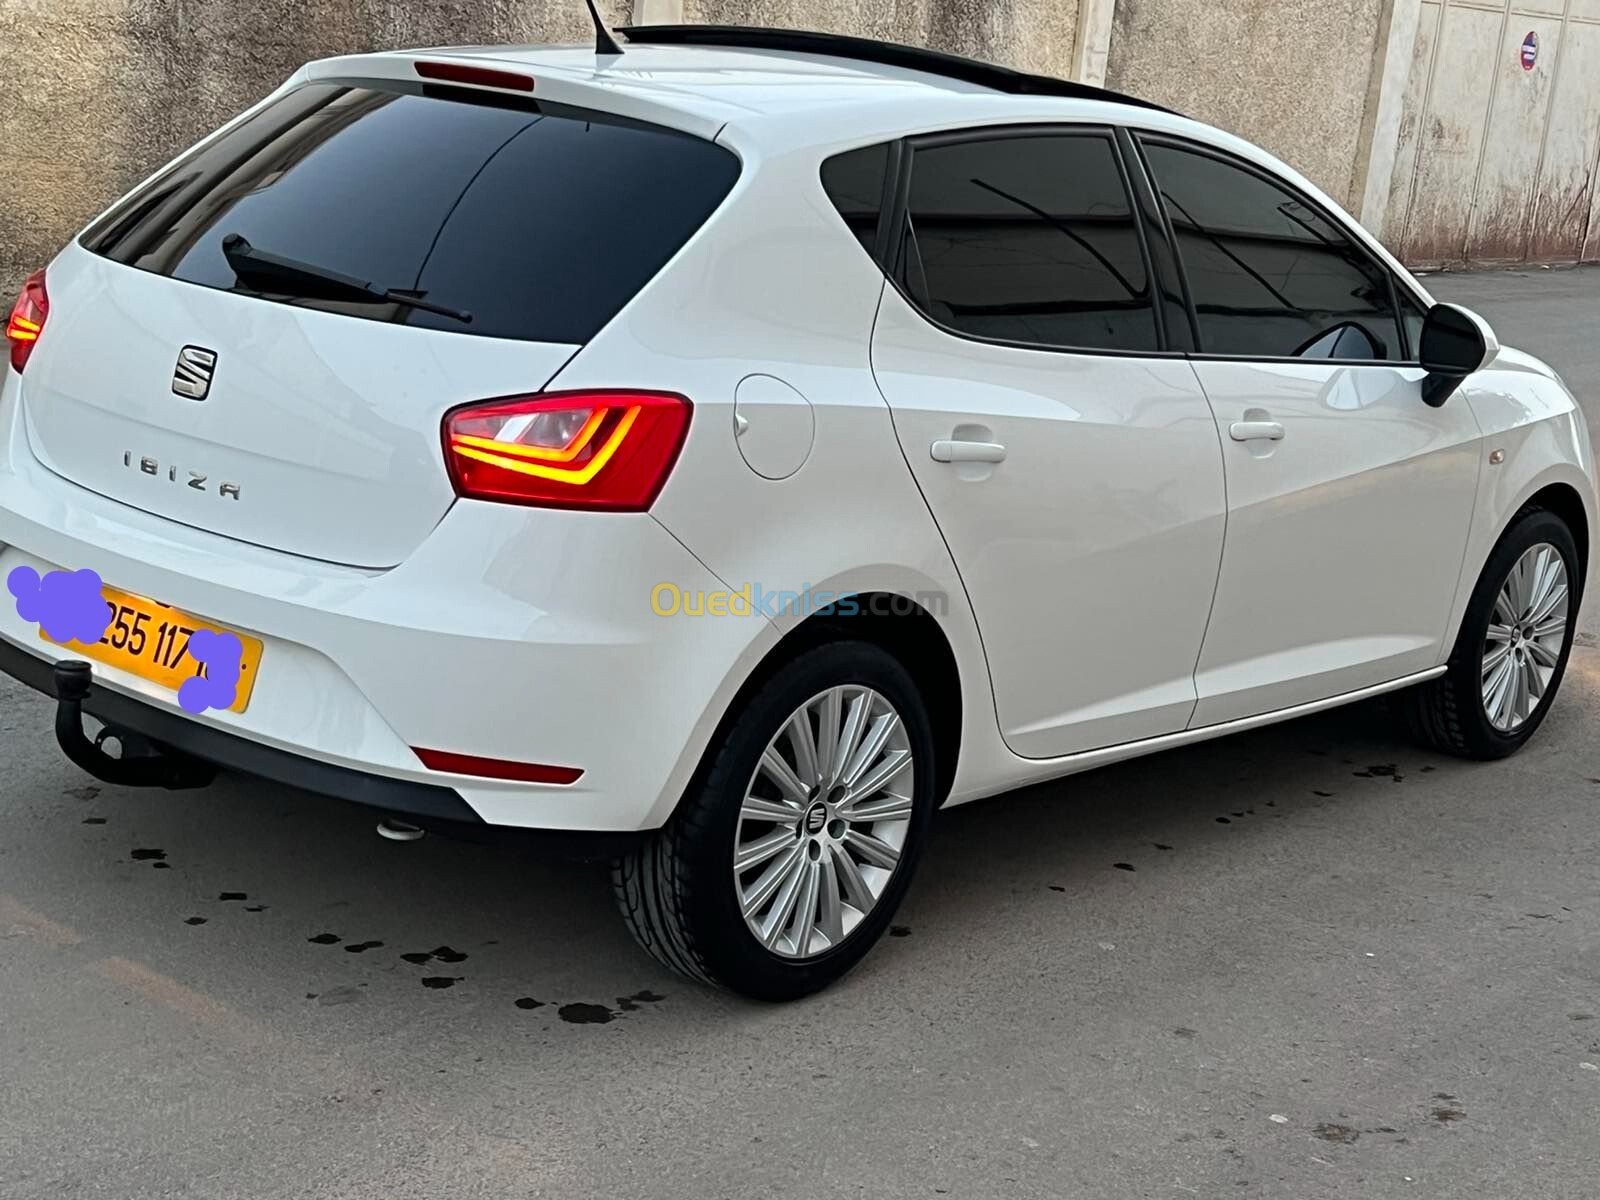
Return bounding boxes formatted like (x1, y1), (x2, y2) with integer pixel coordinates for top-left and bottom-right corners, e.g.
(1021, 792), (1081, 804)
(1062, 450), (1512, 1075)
(687, 592), (962, 812)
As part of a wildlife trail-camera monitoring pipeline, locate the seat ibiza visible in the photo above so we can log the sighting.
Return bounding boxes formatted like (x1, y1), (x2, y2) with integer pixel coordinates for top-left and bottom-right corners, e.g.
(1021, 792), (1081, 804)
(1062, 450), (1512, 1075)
(2, 25), (1593, 998)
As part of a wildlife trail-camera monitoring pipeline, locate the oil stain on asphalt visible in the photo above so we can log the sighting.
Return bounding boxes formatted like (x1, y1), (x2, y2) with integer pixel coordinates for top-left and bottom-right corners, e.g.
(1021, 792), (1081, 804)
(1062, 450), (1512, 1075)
(1353, 764), (1404, 782)
(400, 945), (468, 965)
(556, 991), (666, 1024)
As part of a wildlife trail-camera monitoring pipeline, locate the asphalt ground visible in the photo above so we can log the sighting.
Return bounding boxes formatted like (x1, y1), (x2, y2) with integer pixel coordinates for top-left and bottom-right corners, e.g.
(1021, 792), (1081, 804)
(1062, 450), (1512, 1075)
(1, 266), (1597, 1199)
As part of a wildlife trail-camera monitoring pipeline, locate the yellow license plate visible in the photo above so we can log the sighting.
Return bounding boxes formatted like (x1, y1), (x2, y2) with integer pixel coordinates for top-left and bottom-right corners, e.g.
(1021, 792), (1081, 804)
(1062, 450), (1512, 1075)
(39, 586), (263, 714)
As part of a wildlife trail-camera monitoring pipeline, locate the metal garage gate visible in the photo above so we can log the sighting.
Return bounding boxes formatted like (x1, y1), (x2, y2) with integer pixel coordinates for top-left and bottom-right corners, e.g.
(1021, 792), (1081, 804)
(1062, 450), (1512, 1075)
(1389, 0), (1600, 266)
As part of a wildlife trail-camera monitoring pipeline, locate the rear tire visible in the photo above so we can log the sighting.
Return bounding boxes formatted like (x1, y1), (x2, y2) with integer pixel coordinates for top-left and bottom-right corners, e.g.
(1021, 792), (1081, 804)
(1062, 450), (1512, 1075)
(612, 641), (936, 1000)
(1405, 507), (1581, 759)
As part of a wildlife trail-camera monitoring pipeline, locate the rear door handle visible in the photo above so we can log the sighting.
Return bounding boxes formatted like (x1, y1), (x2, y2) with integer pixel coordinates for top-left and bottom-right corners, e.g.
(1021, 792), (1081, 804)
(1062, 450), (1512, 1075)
(931, 439), (1007, 464)
(1229, 420), (1285, 443)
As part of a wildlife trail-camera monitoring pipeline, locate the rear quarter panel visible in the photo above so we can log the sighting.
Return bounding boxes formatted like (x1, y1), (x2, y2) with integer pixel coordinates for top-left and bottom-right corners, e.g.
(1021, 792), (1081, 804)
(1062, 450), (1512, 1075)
(544, 128), (1002, 812)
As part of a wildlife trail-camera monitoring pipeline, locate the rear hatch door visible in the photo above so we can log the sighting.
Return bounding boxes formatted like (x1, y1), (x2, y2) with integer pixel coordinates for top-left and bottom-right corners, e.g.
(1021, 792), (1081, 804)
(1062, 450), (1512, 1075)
(20, 74), (740, 567)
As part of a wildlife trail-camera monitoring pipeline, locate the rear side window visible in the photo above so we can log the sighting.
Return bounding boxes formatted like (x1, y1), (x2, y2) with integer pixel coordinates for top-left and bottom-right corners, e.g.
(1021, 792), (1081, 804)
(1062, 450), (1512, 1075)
(83, 81), (741, 345)
(1140, 141), (1403, 361)
(897, 133), (1159, 353)
(821, 144), (889, 256)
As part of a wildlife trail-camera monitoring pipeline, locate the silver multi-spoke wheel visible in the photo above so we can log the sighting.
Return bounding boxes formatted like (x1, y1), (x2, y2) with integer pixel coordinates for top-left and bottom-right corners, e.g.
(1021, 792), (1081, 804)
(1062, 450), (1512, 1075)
(1482, 542), (1569, 732)
(733, 685), (915, 960)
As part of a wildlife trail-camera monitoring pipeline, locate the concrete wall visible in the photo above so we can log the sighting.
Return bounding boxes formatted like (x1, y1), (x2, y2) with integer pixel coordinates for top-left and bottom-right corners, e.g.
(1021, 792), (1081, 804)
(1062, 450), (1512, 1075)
(0, 0), (629, 292)
(0, 0), (1082, 294)
(2, 0), (1595, 298)
(1106, 0), (1387, 210)
(685, 0), (1081, 79)
(1385, 0), (1600, 268)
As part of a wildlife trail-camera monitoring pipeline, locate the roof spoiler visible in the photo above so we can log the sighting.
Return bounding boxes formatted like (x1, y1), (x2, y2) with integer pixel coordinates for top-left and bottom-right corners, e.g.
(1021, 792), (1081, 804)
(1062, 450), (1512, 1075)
(618, 24), (1179, 116)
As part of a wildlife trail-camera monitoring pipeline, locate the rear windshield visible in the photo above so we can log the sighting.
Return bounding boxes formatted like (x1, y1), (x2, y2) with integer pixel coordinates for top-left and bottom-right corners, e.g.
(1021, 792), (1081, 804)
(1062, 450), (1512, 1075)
(82, 80), (741, 344)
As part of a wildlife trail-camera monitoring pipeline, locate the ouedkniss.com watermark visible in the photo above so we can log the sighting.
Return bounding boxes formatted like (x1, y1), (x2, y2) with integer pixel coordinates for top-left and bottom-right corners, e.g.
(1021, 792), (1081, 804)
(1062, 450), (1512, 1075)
(651, 583), (947, 619)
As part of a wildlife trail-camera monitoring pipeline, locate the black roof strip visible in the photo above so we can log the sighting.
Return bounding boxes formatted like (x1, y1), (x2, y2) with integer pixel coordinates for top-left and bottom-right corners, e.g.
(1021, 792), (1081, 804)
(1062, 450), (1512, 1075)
(617, 24), (1177, 116)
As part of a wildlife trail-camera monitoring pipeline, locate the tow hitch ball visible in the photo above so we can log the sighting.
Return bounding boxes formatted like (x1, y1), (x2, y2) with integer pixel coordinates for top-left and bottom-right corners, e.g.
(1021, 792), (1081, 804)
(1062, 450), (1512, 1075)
(52, 660), (216, 790)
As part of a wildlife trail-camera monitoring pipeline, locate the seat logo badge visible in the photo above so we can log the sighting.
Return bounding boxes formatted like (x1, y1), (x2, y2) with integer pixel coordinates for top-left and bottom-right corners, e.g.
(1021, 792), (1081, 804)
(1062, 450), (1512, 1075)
(172, 345), (218, 400)
(805, 803), (828, 835)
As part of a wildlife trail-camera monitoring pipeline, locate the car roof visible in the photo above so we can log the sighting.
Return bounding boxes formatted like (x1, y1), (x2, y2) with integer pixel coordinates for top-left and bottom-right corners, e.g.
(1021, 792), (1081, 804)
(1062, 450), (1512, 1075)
(302, 33), (1425, 310)
(616, 25), (1175, 113)
(373, 35), (1191, 151)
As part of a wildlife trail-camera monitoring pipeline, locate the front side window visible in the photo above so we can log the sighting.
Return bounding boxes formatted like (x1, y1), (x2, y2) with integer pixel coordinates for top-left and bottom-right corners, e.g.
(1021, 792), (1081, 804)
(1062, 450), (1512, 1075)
(898, 133), (1160, 353)
(1398, 288), (1430, 361)
(1141, 141), (1403, 361)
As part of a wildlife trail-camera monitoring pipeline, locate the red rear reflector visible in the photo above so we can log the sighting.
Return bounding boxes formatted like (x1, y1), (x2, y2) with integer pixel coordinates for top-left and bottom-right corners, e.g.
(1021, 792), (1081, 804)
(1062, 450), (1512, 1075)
(413, 747), (583, 785)
(6, 269), (48, 374)
(414, 61), (535, 92)
(442, 390), (692, 511)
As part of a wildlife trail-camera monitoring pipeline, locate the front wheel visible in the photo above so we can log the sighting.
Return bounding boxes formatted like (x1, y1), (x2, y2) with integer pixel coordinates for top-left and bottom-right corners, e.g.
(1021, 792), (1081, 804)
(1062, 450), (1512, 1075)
(1406, 507), (1581, 759)
(612, 641), (936, 1000)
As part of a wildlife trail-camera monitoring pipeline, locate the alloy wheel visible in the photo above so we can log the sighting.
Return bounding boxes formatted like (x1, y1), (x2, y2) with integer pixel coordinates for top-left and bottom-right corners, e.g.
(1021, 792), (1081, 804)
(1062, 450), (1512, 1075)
(1481, 542), (1569, 732)
(732, 685), (916, 959)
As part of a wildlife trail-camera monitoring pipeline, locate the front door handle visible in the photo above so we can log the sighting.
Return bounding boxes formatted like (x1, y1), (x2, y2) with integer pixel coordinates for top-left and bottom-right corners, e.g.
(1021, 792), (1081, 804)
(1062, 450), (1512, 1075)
(931, 439), (1007, 464)
(1229, 419), (1285, 443)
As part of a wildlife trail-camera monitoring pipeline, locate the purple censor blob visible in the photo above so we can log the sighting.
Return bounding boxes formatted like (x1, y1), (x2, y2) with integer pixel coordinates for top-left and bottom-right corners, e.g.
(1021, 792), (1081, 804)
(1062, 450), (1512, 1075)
(7, 566), (113, 645)
(178, 629), (244, 714)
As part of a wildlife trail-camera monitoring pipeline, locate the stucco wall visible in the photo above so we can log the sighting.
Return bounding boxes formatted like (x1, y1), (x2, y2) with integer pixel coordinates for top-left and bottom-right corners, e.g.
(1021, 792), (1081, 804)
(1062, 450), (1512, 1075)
(11, 0), (1578, 298)
(684, 0), (1081, 78)
(1105, 0), (1386, 209)
(0, 0), (629, 292)
(0, 0), (1079, 296)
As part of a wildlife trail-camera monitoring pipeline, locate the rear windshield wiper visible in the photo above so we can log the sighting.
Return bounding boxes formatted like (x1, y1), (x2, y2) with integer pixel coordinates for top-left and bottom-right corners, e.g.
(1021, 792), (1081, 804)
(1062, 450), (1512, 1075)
(220, 233), (473, 324)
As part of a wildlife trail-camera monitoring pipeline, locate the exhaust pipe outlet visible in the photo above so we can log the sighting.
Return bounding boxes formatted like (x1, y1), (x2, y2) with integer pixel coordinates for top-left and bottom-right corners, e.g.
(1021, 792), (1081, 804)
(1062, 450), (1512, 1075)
(53, 660), (217, 790)
(376, 818), (426, 842)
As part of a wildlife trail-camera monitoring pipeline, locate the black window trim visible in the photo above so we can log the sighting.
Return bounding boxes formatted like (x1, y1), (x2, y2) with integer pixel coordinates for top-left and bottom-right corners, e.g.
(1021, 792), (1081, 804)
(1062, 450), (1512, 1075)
(1133, 130), (1431, 368)
(1116, 126), (1198, 353)
(878, 122), (1186, 361)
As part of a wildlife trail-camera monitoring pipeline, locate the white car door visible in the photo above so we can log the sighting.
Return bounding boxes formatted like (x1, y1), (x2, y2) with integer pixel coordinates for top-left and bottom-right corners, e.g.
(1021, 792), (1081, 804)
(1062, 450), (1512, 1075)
(1134, 138), (1482, 727)
(867, 129), (1226, 758)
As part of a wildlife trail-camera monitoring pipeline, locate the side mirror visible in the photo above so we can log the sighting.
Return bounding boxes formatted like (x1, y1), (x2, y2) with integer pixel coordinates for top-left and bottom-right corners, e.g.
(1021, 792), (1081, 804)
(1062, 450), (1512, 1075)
(1419, 303), (1498, 407)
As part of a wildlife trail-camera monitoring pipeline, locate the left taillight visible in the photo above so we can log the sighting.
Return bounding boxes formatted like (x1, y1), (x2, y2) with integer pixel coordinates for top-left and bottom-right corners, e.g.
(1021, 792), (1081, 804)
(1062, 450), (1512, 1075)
(442, 390), (692, 511)
(6, 269), (48, 374)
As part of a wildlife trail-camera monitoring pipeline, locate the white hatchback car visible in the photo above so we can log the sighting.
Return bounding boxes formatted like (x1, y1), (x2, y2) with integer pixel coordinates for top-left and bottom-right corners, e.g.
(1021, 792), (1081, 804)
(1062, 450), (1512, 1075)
(2, 25), (1594, 998)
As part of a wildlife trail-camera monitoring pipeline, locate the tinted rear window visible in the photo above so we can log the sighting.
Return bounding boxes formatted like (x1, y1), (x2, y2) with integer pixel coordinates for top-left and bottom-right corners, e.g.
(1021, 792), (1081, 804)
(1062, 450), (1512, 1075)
(83, 81), (741, 344)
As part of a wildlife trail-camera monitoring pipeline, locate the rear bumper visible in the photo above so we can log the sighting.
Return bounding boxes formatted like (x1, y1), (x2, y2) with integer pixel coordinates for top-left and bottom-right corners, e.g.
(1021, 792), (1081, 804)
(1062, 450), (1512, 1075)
(0, 632), (471, 820)
(0, 369), (777, 834)
(0, 634), (650, 857)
